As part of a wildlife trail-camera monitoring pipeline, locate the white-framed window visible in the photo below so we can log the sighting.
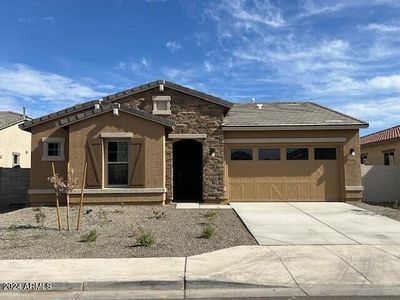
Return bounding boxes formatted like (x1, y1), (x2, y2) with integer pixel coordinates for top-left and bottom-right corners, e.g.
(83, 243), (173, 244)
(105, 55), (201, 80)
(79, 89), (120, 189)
(152, 95), (171, 115)
(105, 140), (130, 187)
(12, 152), (20, 167)
(42, 137), (65, 161)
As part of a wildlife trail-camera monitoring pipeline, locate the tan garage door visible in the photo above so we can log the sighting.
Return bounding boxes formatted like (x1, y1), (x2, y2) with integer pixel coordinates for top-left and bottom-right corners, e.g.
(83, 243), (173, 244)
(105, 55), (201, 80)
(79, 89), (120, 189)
(227, 145), (342, 202)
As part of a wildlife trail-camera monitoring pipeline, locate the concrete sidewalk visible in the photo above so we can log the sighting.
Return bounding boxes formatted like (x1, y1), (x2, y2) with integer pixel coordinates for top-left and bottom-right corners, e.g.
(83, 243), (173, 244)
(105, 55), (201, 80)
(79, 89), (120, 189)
(2, 245), (400, 298)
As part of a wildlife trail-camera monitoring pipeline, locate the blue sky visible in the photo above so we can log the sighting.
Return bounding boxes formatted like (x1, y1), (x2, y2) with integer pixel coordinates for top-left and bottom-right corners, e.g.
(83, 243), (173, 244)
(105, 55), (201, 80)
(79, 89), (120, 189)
(0, 0), (400, 134)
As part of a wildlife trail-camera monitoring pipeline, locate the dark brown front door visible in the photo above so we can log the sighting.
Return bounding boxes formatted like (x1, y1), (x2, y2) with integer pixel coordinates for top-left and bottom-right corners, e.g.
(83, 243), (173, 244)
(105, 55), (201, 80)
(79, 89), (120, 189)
(173, 140), (203, 202)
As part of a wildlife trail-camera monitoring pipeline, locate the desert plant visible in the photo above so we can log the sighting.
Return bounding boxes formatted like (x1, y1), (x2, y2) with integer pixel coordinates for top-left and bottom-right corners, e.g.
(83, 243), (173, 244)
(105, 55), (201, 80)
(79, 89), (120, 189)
(32, 206), (41, 212)
(97, 208), (110, 222)
(136, 227), (156, 247)
(393, 200), (400, 210)
(201, 224), (216, 239)
(34, 207), (46, 226)
(48, 166), (78, 231)
(81, 229), (97, 242)
(48, 168), (78, 196)
(151, 209), (166, 219)
(205, 210), (219, 222)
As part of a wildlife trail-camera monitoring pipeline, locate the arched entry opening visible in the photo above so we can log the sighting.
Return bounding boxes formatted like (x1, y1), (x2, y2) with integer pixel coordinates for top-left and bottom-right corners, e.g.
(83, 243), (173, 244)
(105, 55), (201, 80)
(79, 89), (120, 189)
(173, 139), (203, 202)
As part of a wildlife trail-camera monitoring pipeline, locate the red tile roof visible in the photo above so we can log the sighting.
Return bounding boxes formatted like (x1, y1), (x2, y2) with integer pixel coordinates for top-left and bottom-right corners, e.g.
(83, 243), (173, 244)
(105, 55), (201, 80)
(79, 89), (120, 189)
(361, 125), (400, 145)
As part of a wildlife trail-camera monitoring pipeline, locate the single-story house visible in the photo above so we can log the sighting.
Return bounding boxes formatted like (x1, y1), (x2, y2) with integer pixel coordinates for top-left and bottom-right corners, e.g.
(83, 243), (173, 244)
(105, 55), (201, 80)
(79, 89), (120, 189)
(360, 125), (400, 166)
(20, 80), (368, 205)
(0, 110), (31, 168)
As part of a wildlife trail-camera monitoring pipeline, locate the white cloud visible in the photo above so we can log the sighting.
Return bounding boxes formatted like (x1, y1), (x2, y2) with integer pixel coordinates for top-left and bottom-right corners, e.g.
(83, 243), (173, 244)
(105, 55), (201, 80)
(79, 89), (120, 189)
(0, 64), (104, 103)
(339, 97), (400, 129)
(141, 57), (150, 67)
(43, 16), (55, 23)
(365, 23), (400, 32)
(166, 41), (182, 53)
(204, 61), (214, 72)
(208, 0), (286, 34)
(115, 61), (127, 70)
(315, 74), (400, 95)
(161, 67), (195, 83)
(0, 96), (21, 112)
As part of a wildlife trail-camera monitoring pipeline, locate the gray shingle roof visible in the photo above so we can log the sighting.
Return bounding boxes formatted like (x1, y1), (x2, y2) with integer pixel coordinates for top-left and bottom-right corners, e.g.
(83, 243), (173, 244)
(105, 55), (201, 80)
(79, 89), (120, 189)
(104, 80), (233, 109)
(56, 103), (175, 128)
(223, 102), (368, 128)
(20, 100), (102, 130)
(0, 111), (28, 130)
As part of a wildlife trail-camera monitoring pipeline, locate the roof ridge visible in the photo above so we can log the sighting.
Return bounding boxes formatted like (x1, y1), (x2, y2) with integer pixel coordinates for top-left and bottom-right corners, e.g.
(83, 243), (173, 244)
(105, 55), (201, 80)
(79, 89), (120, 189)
(103, 80), (233, 108)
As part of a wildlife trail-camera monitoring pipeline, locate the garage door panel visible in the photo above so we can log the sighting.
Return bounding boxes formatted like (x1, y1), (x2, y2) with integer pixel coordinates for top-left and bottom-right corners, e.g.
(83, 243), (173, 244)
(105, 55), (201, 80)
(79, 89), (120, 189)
(227, 145), (341, 202)
(271, 183), (284, 200)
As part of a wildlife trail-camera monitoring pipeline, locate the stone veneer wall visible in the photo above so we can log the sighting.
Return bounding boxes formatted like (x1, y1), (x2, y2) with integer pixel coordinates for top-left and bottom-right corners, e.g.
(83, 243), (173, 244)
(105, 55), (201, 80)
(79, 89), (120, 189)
(115, 87), (227, 203)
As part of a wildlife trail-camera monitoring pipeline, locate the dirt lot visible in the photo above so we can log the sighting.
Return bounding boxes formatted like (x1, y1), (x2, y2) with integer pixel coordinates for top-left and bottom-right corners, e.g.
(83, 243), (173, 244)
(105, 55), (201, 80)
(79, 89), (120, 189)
(0, 205), (256, 259)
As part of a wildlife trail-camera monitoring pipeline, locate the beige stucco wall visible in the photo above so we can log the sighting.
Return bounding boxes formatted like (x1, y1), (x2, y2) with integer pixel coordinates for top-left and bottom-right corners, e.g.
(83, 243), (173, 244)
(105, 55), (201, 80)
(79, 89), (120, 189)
(224, 129), (362, 201)
(361, 139), (400, 165)
(28, 110), (166, 206)
(0, 122), (31, 168)
(68, 110), (165, 190)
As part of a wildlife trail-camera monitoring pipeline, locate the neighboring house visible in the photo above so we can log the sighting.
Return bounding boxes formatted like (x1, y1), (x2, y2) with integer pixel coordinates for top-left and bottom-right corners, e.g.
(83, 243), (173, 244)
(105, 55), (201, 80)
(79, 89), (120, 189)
(0, 111), (31, 168)
(360, 125), (400, 166)
(20, 80), (368, 206)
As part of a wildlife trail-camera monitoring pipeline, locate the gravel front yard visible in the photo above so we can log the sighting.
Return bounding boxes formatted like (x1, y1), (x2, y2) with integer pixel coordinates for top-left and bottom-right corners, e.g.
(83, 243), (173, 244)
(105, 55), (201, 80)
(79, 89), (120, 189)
(348, 201), (400, 222)
(0, 205), (256, 259)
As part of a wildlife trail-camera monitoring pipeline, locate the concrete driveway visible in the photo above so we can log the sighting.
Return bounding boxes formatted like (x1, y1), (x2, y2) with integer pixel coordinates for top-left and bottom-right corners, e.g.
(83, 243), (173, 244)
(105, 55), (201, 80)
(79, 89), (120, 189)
(231, 202), (400, 245)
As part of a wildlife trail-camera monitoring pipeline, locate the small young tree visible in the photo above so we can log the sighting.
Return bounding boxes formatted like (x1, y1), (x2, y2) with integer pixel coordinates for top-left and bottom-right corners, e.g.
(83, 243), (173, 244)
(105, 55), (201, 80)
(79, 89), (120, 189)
(48, 164), (78, 231)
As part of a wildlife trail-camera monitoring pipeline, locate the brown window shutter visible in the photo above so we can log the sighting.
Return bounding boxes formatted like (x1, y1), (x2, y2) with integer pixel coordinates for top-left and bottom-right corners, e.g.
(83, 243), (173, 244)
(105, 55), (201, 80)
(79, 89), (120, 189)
(86, 138), (102, 187)
(129, 138), (145, 187)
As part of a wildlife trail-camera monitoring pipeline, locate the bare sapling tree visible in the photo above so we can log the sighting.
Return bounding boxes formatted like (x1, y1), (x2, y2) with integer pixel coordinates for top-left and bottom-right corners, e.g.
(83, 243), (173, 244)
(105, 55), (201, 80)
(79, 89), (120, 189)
(48, 164), (78, 231)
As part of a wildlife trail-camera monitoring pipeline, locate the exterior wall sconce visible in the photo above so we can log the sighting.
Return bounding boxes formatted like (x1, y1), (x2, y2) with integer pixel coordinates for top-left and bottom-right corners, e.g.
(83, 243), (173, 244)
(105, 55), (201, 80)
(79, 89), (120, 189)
(350, 148), (356, 156)
(209, 148), (216, 157)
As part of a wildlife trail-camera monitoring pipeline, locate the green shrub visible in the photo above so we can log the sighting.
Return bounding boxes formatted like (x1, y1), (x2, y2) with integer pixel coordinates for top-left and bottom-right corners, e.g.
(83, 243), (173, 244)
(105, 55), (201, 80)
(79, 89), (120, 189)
(34, 207), (46, 226)
(151, 209), (166, 219)
(136, 228), (156, 247)
(201, 224), (216, 239)
(205, 210), (219, 222)
(393, 200), (400, 210)
(81, 229), (97, 242)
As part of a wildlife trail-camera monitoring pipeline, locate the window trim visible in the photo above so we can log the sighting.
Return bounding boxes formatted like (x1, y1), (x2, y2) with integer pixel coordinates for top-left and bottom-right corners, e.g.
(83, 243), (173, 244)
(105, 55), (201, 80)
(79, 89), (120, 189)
(314, 147), (337, 160)
(42, 137), (65, 161)
(384, 151), (395, 166)
(258, 148), (281, 160)
(286, 147), (309, 160)
(230, 148), (253, 161)
(105, 139), (130, 188)
(12, 152), (20, 167)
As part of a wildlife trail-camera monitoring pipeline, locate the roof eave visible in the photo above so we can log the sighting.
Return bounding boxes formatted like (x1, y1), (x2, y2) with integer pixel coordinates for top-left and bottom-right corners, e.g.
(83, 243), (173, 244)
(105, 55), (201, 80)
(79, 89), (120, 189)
(56, 106), (175, 129)
(222, 124), (368, 131)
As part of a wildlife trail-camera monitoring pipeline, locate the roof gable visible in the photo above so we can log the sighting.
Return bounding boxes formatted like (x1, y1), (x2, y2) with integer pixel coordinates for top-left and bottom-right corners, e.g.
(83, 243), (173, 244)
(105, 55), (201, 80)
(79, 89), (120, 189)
(103, 80), (233, 109)
(361, 125), (400, 145)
